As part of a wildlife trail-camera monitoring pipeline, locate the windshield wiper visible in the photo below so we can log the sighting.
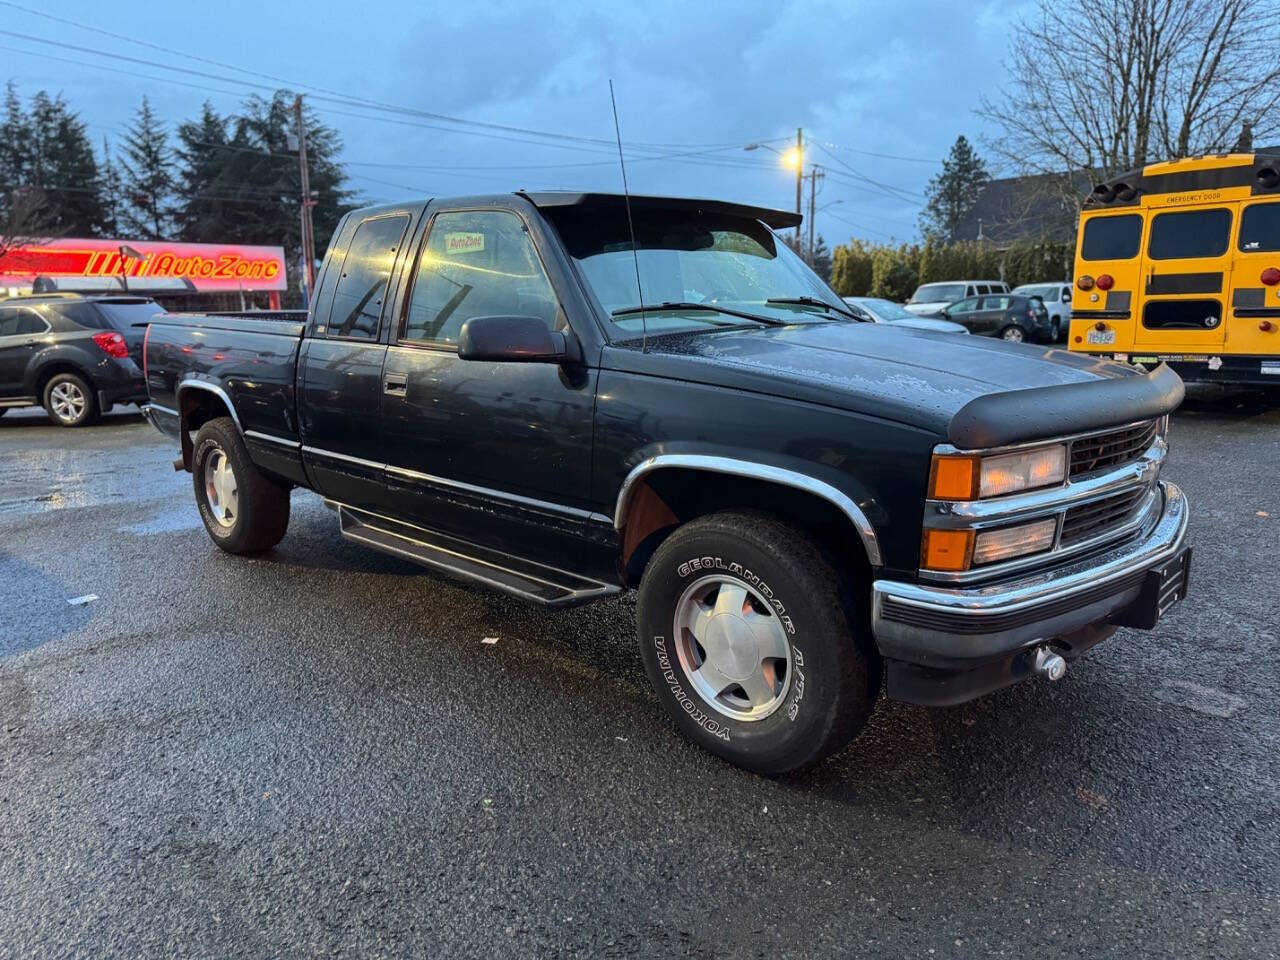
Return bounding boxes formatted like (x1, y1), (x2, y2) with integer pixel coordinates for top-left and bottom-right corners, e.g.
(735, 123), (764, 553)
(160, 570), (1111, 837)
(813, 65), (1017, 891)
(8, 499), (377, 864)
(765, 296), (864, 321)
(610, 301), (789, 327)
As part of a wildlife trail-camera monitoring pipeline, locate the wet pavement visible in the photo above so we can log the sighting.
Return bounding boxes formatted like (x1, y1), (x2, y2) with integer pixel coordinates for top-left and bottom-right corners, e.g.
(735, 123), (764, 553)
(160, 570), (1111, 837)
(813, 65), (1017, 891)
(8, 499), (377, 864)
(1, 395), (1279, 958)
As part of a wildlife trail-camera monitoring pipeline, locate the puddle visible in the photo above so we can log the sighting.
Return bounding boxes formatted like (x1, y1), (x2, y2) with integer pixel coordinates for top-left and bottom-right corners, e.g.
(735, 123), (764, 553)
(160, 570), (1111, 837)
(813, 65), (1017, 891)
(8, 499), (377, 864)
(1153, 680), (1247, 718)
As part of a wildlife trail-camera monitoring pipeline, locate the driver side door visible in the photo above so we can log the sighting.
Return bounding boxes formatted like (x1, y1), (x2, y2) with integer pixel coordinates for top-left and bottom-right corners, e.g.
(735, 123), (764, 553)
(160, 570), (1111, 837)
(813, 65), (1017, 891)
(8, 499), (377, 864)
(945, 296), (982, 333)
(379, 202), (607, 575)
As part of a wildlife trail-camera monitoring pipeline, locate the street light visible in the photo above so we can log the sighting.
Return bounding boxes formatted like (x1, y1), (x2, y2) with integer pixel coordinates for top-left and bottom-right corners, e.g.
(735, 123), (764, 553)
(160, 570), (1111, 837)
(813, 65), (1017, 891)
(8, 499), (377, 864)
(118, 244), (143, 293)
(745, 135), (804, 241)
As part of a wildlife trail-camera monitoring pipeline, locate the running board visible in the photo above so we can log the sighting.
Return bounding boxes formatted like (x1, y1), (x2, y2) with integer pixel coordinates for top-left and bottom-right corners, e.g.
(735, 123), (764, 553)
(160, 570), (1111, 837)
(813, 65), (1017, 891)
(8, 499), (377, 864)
(336, 504), (621, 607)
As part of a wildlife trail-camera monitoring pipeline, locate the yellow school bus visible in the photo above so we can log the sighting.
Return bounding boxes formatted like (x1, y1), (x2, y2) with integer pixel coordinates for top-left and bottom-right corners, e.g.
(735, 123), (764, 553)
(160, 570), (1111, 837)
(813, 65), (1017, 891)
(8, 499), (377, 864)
(1068, 152), (1280, 384)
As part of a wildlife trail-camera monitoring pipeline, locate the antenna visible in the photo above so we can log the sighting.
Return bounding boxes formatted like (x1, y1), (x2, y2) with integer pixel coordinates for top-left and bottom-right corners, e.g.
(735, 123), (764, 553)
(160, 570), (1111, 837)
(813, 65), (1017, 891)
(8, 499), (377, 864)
(609, 79), (647, 353)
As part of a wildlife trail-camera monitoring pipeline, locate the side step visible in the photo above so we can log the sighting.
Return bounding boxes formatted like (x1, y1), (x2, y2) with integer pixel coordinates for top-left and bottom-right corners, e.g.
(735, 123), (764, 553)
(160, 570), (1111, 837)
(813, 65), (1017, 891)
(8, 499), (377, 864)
(336, 504), (621, 607)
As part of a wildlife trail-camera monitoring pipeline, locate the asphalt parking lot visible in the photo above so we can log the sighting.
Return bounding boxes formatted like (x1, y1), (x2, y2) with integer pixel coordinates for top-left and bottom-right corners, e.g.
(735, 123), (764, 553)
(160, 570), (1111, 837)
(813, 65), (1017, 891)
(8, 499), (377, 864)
(2, 395), (1279, 959)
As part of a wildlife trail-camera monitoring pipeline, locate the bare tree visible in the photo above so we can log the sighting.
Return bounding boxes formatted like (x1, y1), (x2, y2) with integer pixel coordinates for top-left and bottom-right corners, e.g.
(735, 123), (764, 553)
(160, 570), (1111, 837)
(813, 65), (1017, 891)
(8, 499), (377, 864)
(0, 185), (56, 264)
(981, 0), (1280, 181)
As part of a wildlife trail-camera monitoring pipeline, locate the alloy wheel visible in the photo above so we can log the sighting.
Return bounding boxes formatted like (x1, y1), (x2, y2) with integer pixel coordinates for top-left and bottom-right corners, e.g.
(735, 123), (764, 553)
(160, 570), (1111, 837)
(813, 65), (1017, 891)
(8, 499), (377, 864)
(672, 575), (793, 721)
(203, 448), (239, 527)
(49, 381), (87, 423)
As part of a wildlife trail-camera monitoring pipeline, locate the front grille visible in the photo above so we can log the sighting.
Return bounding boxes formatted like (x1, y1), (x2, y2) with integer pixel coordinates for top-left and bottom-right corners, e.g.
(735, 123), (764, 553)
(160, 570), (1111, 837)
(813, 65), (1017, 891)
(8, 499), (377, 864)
(1069, 421), (1158, 477)
(1060, 487), (1148, 547)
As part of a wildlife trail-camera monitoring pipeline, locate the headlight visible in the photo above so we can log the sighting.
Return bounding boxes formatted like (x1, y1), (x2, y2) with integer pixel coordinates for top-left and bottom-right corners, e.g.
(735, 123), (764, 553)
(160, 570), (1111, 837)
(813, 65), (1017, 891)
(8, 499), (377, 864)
(929, 444), (1067, 500)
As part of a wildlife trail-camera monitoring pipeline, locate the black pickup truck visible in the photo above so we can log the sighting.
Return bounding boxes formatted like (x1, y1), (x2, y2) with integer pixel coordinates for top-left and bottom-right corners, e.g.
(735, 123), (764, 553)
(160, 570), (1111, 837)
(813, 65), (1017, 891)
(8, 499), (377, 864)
(142, 192), (1191, 774)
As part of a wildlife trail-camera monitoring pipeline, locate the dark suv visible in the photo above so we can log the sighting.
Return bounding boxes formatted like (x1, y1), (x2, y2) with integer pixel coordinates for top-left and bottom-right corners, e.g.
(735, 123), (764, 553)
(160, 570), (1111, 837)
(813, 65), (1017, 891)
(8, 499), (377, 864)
(0, 295), (159, 426)
(940, 293), (1054, 342)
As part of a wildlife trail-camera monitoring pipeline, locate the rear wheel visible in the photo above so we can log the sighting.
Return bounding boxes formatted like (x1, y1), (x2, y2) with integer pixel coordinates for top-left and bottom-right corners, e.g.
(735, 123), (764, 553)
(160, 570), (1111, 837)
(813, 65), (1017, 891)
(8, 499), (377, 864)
(43, 373), (97, 427)
(636, 510), (879, 775)
(1000, 324), (1026, 342)
(192, 417), (290, 554)
(1050, 319), (1061, 341)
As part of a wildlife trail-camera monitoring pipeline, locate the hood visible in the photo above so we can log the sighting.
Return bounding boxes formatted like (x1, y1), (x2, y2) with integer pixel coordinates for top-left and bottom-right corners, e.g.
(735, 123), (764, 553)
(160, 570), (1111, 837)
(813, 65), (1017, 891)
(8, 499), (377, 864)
(621, 321), (1146, 438)
(890, 317), (969, 334)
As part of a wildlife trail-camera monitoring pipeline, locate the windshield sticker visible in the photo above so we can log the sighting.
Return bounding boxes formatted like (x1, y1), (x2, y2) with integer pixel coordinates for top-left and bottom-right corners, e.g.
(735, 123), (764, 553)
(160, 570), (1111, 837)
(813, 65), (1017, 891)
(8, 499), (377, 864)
(445, 232), (485, 255)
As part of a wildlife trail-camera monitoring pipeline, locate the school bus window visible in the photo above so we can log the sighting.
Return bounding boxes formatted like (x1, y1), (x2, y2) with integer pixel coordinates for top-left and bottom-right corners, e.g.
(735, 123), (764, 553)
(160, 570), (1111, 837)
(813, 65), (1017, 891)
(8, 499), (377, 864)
(1081, 214), (1142, 261)
(1239, 203), (1280, 252)
(1148, 207), (1231, 260)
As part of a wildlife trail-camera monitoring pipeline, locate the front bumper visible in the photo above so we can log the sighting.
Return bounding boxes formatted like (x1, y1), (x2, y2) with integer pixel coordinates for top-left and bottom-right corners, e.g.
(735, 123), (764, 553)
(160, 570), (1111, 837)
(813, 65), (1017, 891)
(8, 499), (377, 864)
(872, 481), (1189, 701)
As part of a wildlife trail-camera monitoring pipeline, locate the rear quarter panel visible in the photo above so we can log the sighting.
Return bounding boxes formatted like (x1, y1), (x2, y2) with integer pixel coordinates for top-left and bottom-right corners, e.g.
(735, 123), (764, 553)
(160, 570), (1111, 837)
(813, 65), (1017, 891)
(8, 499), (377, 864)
(145, 315), (305, 440)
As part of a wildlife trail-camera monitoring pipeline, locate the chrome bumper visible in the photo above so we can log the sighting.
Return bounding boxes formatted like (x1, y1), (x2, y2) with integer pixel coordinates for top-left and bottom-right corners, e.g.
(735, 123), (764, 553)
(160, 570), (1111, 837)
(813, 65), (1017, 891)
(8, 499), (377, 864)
(872, 481), (1188, 668)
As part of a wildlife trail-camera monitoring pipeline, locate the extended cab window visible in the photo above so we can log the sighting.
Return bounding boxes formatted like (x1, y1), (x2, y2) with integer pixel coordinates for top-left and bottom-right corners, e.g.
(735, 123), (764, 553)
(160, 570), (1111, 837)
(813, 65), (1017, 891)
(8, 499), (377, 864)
(325, 214), (409, 339)
(1149, 207), (1231, 260)
(1239, 202), (1280, 252)
(403, 210), (558, 345)
(1081, 214), (1142, 261)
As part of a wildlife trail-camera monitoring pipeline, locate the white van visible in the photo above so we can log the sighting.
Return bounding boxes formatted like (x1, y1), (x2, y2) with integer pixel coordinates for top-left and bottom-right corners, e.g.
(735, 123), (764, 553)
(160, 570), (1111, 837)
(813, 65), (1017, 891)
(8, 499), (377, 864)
(904, 280), (1009, 316)
(1011, 282), (1073, 341)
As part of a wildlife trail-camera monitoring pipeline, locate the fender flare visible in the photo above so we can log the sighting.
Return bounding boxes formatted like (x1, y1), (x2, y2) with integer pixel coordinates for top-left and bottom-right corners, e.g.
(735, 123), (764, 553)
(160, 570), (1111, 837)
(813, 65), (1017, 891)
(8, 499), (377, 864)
(613, 453), (883, 568)
(176, 378), (243, 433)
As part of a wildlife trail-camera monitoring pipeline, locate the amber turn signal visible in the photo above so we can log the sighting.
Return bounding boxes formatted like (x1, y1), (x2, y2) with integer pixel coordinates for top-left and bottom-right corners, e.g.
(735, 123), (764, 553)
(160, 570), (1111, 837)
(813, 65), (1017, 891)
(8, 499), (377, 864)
(921, 528), (975, 572)
(928, 455), (979, 500)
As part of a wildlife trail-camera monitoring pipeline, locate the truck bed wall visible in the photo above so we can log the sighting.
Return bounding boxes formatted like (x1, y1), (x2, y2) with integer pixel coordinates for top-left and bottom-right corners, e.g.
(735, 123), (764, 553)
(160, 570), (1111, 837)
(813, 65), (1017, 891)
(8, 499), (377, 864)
(145, 313), (306, 444)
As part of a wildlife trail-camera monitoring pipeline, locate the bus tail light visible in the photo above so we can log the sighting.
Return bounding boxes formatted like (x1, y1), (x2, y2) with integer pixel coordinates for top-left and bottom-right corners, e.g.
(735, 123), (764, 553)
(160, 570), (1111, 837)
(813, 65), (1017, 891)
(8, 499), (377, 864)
(1076, 275), (1095, 290)
(1261, 267), (1280, 286)
(1096, 274), (1114, 290)
(1261, 321), (1275, 333)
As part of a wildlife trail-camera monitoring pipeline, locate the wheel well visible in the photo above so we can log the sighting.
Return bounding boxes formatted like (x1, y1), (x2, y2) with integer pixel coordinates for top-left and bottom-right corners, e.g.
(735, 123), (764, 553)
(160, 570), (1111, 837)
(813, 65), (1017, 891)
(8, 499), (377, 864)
(34, 362), (91, 400)
(618, 468), (874, 588)
(176, 387), (235, 470)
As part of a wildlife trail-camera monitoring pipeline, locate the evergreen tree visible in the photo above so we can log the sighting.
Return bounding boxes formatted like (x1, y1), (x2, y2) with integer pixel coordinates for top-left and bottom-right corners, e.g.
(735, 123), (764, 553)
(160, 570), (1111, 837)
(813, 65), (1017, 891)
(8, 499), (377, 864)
(810, 234), (832, 282)
(0, 81), (30, 192)
(99, 137), (123, 236)
(171, 101), (236, 242)
(920, 135), (989, 241)
(19, 90), (108, 236)
(119, 96), (173, 239)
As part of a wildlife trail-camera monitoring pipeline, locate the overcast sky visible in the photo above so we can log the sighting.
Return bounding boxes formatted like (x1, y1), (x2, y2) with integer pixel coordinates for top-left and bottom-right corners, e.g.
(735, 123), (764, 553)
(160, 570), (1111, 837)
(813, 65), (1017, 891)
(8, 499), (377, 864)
(1, 0), (1030, 246)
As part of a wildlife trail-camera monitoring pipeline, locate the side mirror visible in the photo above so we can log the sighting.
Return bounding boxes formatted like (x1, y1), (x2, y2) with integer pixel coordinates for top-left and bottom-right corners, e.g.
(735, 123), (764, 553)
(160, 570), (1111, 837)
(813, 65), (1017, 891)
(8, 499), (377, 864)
(457, 315), (582, 364)
(939, 307), (950, 318)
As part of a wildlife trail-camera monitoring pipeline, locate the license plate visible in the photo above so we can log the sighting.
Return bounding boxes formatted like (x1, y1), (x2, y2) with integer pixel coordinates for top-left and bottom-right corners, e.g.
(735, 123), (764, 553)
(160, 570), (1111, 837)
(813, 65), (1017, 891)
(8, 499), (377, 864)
(1087, 328), (1116, 345)
(1113, 547), (1192, 630)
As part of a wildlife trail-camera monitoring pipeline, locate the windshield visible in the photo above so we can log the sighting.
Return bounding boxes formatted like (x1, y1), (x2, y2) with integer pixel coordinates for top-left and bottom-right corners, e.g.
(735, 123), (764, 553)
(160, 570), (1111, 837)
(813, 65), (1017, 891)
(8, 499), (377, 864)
(858, 298), (917, 321)
(547, 206), (849, 337)
(909, 283), (966, 303)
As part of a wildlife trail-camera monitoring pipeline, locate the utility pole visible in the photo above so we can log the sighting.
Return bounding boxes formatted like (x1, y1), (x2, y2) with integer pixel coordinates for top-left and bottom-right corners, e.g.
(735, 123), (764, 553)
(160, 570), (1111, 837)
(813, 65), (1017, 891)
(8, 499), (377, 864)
(807, 167), (824, 263)
(794, 127), (803, 244)
(293, 95), (317, 302)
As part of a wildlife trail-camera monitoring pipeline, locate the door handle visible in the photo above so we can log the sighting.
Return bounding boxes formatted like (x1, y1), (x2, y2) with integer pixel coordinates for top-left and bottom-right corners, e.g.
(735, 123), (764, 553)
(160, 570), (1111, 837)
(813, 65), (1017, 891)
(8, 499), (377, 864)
(384, 372), (408, 397)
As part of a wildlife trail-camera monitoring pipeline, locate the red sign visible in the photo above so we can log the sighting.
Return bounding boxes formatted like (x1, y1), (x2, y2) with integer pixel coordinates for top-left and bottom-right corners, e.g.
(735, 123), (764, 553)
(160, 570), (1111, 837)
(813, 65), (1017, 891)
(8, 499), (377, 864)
(0, 238), (288, 291)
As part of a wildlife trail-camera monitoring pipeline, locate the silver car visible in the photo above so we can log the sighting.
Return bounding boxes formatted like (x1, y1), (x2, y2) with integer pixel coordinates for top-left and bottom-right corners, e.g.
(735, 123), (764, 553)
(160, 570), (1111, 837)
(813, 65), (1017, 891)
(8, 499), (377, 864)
(842, 297), (970, 334)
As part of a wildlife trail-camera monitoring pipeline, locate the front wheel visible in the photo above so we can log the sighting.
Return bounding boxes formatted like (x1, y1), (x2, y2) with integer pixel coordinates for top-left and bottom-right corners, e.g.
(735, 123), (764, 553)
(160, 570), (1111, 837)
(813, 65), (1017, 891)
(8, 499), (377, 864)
(43, 372), (97, 427)
(636, 510), (880, 775)
(192, 417), (291, 554)
(1000, 324), (1026, 342)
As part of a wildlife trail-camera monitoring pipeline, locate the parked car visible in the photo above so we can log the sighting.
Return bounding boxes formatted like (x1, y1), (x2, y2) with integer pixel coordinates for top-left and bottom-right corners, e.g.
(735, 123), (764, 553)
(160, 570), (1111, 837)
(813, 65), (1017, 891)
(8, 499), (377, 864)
(1011, 282), (1074, 340)
(843, 296), (969, 333)
(140, 192), (1190, 775)
(940, 293), (1054, 342)
(904, 280), (1009, 316)
(0, 295), (158, 426)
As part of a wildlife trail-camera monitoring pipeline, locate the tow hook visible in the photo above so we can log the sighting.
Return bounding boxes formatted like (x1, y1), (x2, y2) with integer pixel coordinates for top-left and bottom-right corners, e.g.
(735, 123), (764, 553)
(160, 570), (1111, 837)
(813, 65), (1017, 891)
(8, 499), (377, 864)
(1030, 645), (1067, 682)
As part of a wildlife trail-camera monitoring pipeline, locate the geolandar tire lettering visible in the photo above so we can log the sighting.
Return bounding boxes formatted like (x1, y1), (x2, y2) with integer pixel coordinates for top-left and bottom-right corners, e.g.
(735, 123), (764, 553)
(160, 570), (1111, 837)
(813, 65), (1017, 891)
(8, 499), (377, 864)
(636, 510), (879, 776)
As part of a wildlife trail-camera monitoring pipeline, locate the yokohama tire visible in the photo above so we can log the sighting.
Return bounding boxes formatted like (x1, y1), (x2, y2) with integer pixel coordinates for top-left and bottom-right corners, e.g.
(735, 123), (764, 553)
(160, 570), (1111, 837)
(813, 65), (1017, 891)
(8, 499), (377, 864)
(636, 510), (880, 775)
(191, 416), (290, 554)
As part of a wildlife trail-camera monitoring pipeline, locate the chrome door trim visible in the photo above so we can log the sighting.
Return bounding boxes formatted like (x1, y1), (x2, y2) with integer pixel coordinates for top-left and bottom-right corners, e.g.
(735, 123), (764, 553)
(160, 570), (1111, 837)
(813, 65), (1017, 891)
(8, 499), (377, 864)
(176, 378), (242, 432)
(301, 444), (387, 471)
(614, 454), (883, 567)
(386, 463), (612, 524)
(245, 429), (302, 449)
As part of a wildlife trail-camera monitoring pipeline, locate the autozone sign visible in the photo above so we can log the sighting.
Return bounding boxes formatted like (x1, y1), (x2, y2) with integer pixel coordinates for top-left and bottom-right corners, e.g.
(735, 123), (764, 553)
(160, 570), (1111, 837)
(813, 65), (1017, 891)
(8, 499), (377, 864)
(0, 238), (288, 291)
